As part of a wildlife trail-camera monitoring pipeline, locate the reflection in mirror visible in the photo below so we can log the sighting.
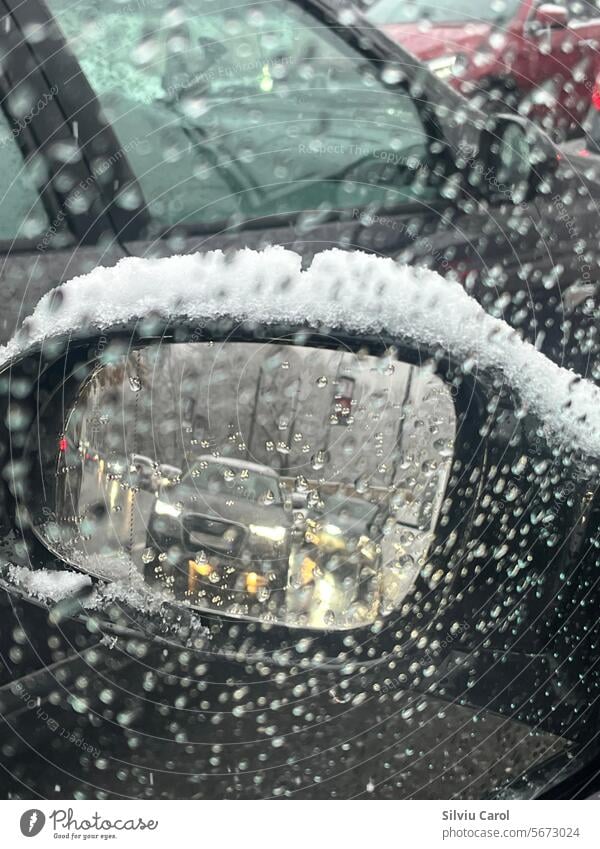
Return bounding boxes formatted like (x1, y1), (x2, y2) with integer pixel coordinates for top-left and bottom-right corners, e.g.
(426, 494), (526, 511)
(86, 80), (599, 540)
(43, 342), (456, 629)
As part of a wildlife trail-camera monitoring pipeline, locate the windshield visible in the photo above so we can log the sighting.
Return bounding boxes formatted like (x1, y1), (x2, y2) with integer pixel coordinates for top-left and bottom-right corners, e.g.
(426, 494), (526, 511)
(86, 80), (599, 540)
(45, 0), (441, 230)
(183, 460), (283, 505)
(321, 493), (379, 527)
(366, 0), (522, 24)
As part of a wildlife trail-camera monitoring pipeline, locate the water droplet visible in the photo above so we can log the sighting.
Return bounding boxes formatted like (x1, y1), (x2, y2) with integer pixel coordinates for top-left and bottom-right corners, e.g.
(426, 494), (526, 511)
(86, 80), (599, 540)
(380, 64), (404, 85)
(311, 450), (328, 470)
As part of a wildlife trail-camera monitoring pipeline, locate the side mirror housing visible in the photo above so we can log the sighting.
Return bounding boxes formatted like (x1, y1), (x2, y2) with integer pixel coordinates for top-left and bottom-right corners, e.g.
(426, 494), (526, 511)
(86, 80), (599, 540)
(0, 247), (596, 665)
(473, 115), (559, 203)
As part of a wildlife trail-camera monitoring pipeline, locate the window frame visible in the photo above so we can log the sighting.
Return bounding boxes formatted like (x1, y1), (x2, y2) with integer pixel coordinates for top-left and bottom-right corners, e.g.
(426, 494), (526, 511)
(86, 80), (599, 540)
(0, 2), (73, 253)
(3, 0), (149, 248)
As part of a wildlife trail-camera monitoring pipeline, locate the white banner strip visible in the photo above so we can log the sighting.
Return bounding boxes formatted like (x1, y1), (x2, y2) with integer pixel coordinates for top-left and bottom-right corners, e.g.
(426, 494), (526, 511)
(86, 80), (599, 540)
(2, 799), (599, 848)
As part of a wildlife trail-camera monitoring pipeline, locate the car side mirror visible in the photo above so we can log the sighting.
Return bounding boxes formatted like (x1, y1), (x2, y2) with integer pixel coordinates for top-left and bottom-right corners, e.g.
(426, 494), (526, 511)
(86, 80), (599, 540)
(473, 115), (559, 203)
(0, 248), (596, 662)
(533, 3), (569, 27)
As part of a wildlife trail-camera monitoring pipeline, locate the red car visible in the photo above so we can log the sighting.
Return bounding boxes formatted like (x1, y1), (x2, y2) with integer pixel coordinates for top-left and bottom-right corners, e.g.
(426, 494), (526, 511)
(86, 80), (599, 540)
(366, 0), (600, 138)
(585, 68), (600, 149)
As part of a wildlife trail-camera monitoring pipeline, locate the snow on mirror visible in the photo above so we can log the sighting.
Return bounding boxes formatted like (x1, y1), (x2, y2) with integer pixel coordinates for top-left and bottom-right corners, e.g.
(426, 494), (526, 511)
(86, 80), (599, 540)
(42, 342), (455, 630)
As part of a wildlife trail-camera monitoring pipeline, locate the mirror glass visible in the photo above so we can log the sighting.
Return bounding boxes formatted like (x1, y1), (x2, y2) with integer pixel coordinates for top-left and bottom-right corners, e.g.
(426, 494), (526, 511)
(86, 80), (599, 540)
(39, 342), (456, 630)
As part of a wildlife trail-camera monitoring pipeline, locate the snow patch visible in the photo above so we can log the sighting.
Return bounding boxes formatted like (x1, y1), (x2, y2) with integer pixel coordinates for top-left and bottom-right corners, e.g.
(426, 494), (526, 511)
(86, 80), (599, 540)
(6, 563), (92, 601)
(4, 560), (170, 615)
(87, 574), (173, 616)
(2, 559), (207, 640)
(57, 553), (176, 613)
(1, 246), (599, 460)
(76, 551), (139, 583)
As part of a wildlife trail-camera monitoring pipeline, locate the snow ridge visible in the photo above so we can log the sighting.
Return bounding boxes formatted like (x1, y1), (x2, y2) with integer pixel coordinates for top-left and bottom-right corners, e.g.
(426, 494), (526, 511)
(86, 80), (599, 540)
(0, 247), (598, 461)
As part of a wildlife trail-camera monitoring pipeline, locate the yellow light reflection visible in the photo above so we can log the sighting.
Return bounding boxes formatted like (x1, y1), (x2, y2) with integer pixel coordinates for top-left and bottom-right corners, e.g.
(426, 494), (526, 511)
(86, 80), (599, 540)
(188, 558), (213, 595)
(189, 558), (212, 577)
(246, 572), (267, 594)
(300, 556), (316, 585)
(259, 64), (273, 92)
(108, 479), (120, 512)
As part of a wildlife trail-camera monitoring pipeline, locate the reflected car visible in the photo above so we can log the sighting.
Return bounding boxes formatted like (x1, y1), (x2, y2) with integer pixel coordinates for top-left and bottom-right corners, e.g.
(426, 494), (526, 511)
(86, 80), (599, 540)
(129, 453), (156, 490)
(105, 452), (164, 491)
(303, 492), (380, 560)
(144, 456), (292, 606)
(296, 492), (382, 625)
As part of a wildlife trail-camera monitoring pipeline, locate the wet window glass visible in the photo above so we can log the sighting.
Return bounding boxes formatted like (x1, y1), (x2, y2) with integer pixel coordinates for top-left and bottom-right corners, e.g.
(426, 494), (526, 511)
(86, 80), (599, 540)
(45, 0), (439, 228)
(0, 108), (50, 242)
(1, 0), (600, 807)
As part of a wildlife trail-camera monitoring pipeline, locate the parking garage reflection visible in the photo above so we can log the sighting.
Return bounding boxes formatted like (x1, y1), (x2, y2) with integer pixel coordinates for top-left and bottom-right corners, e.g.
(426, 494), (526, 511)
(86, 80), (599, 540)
(52, 342), (456, 629)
